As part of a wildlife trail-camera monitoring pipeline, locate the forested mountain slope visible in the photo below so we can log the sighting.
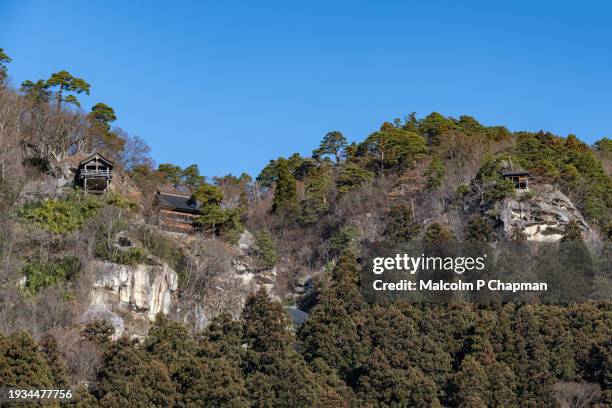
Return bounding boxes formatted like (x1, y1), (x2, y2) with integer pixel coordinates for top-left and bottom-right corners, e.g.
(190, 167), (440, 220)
(0, 49), (611, 407)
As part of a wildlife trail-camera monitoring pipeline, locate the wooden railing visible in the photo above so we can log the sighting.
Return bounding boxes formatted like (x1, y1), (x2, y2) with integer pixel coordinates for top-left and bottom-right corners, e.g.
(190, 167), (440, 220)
(80, 169), (112, 177)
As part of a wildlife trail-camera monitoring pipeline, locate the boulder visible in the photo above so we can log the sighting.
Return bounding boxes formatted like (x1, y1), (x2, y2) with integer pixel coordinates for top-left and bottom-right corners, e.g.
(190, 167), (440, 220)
(238, 229), (255, 252)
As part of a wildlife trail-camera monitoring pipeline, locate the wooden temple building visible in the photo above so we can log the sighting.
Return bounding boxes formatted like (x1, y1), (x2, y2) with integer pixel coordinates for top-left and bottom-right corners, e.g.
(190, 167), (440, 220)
(502, 170), (530, 190)
(77, 153), (114, 193)
(154, 191), (201, 234)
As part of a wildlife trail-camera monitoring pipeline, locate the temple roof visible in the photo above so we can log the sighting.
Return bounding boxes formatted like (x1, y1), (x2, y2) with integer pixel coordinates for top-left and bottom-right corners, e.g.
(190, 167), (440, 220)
(156, 191), (201, 214)
(502, 170), (530, 177)
(78, 152), (115, 168)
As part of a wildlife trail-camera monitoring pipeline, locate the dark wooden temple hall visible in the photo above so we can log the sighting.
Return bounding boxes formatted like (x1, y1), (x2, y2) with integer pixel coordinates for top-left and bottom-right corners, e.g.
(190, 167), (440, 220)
(502, 170), (530, 190)
(77, 153), (114, 193)
(154, 191), (201, 234)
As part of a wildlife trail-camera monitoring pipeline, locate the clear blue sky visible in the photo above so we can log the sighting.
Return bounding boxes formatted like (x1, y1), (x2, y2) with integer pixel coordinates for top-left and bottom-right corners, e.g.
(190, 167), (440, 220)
(1, 1), (611, 178)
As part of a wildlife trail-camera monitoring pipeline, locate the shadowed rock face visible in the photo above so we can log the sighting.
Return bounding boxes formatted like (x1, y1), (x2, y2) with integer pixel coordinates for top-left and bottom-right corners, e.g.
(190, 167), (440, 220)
(88, 260), (178, 321)
(499, 188), (590, 242)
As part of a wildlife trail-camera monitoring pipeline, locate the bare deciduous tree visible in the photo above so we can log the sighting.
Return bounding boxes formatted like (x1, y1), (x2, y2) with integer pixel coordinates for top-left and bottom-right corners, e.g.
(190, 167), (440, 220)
(553, 381), (601, 408)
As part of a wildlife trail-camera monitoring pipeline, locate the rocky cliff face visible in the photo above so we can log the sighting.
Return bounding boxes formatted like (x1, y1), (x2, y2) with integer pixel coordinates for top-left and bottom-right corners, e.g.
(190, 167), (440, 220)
(499, 187), (590, 242)
(80, 230), (282, 338)
(81, 259), (178, 338)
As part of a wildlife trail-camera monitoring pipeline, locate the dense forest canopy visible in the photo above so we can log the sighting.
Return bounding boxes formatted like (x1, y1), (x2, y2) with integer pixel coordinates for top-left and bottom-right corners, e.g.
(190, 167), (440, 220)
(0, 48), (610, 407)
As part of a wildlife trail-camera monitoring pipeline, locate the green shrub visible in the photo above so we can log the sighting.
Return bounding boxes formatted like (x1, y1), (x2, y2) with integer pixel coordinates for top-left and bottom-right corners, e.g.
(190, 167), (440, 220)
(106, 192), (137, 210)
(22, 257), (80, 293)
(95, 237), (145, 266)
(253, 229), (278, 268)
(110, 247), (146, 266)
(19, 194), (103, 233)
(455, 183), (471, 199)
(19, 192), (138, 234)
(137, 227), (185, 271)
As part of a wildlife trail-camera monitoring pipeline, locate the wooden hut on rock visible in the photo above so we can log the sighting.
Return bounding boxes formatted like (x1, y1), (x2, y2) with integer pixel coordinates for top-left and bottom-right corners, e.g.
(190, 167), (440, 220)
(77, 153), (114, 193)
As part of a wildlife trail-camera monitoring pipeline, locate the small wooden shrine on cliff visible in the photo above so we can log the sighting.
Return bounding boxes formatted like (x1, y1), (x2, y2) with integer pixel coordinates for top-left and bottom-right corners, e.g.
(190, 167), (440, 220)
(77, 153), (114, 193)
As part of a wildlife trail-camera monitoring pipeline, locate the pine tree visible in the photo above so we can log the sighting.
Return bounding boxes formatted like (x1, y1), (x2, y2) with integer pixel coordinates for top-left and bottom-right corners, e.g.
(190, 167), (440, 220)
(424, 157), (445, 189)
(46, 70), (90, 109)
(357, 349), (441, 408)
(0, 331), (15, 386)
(241, 289), (334, 406)
(384, 204), (421, 243)
(0, 47), (11, 83)
(298, 253), (366, 381)
(300, 165), (331, 224)
(465, 215), (493, 242)
(20, 79), (51, 104)
(451, 356), (488, 408)
(314, 131), (348, 163)
(242, 288), (292, 354)
(40, 334), (69, 388)
(200, 313), (244, 359)
(96, 337), (176, 407)
(272, 158), (298, 212)
(336, 163), (374, 193)
(511, 305), (558, 407)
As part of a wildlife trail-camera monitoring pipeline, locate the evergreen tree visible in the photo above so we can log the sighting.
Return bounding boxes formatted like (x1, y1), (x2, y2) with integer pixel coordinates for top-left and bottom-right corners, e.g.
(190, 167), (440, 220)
(82, 320), (115, 346)
(46, 70), (90, 109)
(88, 103), (126, 158)
(20, 79), (52, 104)
(272, 158), (298, 212)
(424, 157), (445, 189)
(182, 164), (205, 188)
(89, 103), (117, 131)
(157, 163), (184, 184)
(361, 122), (428, 172)
(465, 215), (493, 242)
(40, 334), (69, 388)
(314, 131), (348, 163)
(241, 289), (333, 406)
(298, 253), (366, 381)
(96, 337), (176, 407)
(200, 313), (244, 359)
(192, 183), (243, 240)
(3, 332), (54, 388)
(418, 112), (457, 144)
(0, 331), (15, 386)
(384, 203), (421, 243)
(451, 356), (488, 408)
(142, 314), (248, 407)
(183, 357), (248, 408)
(511, 305), (558, 407)
(357, 349), (442, 408)
(242, 289), (292, 354)
(300, 165), (331, 224)
(336, 163), (374, 193)
(424, 222), (455, 250)
(0, 47), (10, 83)
(253, 229), (278, 268)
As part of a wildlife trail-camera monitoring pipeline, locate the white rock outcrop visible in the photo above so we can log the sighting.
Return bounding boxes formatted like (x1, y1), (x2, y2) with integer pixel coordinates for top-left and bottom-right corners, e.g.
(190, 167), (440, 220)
(238, 230), (255, 252)
(89, 260), (178, 321)
(499, 188), (590, 242)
